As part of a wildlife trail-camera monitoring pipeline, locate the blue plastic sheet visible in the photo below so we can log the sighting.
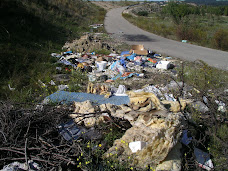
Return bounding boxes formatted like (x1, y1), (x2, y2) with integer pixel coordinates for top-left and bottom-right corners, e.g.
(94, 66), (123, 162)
(121, 51), (130, 56)
(45, 91), (129, 105)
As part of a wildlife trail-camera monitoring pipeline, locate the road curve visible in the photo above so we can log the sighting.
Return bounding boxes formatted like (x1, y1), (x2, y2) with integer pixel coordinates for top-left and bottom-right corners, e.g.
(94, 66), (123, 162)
(104, 7), (228, 70)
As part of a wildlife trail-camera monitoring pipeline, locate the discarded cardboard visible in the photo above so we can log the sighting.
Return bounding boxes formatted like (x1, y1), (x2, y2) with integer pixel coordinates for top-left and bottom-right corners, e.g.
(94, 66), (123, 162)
(129, 45), (148, 56)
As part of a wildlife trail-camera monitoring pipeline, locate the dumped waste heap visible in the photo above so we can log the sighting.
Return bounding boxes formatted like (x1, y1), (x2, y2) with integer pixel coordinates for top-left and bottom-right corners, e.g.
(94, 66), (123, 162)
(1, 33), (226, 171)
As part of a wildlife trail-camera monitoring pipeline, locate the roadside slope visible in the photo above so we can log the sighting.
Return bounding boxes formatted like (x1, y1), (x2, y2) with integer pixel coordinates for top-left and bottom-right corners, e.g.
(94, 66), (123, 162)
(104, 7), (228, 70)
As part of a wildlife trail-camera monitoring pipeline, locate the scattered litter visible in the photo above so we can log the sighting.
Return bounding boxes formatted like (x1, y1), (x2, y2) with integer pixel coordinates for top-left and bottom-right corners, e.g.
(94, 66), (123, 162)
(8, 84), (15, 91)
(96, 61), (107, 71)
(38, 80), (46, 87)
(181, 130), (192, 145)
(49, 80), (56, 85)
(58, 85), (69, 91)
(156, 61), (171, 70)
(129, 45), (148, 56)
(1, 160), (41, 171)
(194, 148), (214, 171)
(164, 93), (176, 101)
(215, 100), (226, 112)
(35, 104), (44, 112)
(58, 119), (81, 142)
(56, 67), (62, 71)
(114, 85), (127, 96)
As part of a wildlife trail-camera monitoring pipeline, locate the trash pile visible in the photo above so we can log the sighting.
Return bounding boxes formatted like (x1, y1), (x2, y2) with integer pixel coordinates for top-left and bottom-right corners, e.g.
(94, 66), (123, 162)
(2, 39), (226, 170)
(50, 44), (177, 92)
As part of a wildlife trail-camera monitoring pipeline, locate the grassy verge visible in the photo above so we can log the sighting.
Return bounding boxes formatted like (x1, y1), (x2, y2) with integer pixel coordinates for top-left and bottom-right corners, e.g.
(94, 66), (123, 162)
(176, 61), (228, 170)
(0, 0), (106, 102)
(123, 3), (228, 51)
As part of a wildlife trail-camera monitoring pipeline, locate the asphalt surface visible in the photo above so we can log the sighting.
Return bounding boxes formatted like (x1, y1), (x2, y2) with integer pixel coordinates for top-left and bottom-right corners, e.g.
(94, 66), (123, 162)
(104, 7), (228, 70)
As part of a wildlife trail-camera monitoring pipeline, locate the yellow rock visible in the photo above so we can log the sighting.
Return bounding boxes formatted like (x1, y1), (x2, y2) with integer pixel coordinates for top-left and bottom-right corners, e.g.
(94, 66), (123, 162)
(104, 112), (183, 168)
(127, 91), (163, 110)
(161, 99), (192, 113)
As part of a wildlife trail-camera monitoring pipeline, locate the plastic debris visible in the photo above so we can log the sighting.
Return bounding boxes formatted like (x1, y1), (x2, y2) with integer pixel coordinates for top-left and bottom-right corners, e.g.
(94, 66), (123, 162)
(114, 85), (127, 96)
(49, 80), (56, 86)
(56, 67), (62, 71)
(8, 84), (15, 91)
(45, 91), (130, 105)
(38, 80), (46, 87)
(58, 120), (81, 142)
(58, 85), (69, 91)
(181, 130), (192, 145)
(96, 61), (107, 71)
(194, 148), (214, 171)
(215, 100), (226, 112)
(156, 61), (171, 70)
(1, 160), (41, 171)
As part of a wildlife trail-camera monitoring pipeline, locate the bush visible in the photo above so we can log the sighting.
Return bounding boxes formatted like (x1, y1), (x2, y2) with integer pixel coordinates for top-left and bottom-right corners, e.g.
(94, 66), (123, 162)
(137, 11), (148, 17)
(213, 29), (228, 50)
(94, 49), (110, 55)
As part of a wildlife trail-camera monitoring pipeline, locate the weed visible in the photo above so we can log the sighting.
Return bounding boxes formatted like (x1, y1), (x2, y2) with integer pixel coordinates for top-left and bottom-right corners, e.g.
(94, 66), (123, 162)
(68, 69), (88, 92)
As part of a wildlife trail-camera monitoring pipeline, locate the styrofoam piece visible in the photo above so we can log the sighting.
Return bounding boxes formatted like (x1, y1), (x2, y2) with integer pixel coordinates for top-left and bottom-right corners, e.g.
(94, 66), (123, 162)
(96, 61), (107, 71)
(156, 61), (171, 70)
(129, 141), (147, 153)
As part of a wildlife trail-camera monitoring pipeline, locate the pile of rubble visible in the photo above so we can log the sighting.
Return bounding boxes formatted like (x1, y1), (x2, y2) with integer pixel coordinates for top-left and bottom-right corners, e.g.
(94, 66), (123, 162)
(63, 32), (121, 54)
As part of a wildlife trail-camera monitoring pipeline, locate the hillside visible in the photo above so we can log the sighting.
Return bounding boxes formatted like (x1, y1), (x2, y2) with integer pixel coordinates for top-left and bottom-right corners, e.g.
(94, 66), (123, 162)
(185, 0), (228, 5)
(0, 0), (105, 100)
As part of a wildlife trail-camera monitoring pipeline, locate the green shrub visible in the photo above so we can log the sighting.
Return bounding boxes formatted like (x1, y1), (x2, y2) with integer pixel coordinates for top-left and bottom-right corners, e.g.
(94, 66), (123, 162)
(68, 69), (88, 92)
(213, 29), (228, 50)
(94, 49), (110, 55)
(0, 0), (106, 100)
(137, 11), (148, 16)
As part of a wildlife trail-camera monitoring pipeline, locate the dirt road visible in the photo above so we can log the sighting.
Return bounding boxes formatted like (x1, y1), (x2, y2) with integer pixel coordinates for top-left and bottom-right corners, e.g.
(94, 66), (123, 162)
(104, 7), (228, 70)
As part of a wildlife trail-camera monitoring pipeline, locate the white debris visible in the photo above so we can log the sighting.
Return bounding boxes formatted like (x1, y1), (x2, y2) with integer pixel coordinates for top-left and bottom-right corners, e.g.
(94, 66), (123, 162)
(129, 141), (147, 153)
